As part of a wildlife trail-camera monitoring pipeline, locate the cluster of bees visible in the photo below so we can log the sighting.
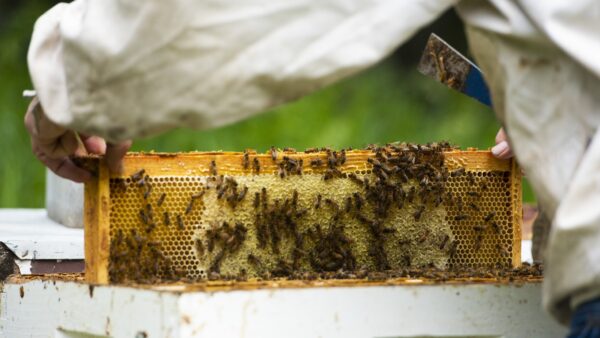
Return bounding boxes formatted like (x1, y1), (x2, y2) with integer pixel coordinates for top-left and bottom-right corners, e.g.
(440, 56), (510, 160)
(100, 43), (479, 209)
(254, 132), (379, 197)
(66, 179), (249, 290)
(109, 169), (181, 283)
(107, 142), (515, 283)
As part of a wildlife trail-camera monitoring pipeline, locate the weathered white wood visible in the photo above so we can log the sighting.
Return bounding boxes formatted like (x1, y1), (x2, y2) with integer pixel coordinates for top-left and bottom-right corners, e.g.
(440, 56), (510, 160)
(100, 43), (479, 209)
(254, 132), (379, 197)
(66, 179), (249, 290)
(1, 279), (567, 338)
(0, 209), (83, 260)
(45, 170), (84, 229)
(1, 280), (180, 338)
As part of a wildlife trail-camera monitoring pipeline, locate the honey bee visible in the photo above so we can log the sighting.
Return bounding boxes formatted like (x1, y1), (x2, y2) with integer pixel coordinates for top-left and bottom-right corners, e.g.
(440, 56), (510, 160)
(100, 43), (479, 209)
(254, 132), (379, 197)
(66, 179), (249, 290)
(453, 197), (463, 212)
(433, 195), (443, 207)
(448, 241), (458, 257)
(484, 212), (496, 222)
(137, 175), (148, 187)
(344, 197), (352, 212)
(450, 167), (465, 177)
(143, 185), (152, 200)
(466, 172), (475, 186)
(474, 234), (483, 251)
(253, 192), (260, 209)
(407, 186), (416, 203)
(324, 198), (338, 212)
(310, 158), (323, 167)
(210, 160), (217, 176)
(473, 224), (487, 232)
(195, 238), (204, 256)
(339, 149), (347, 165)
(185, 198), (195, 214)
(139, 209), (149, 225)
(323, 169), (334, 181)
(454, 214), (468, 221)
(304, 147), (318, 153)
(496, 243), (510, 257)
(145, 222), (156, 234)
(467, 191), (480, 198)
(242, 151), (250, 169)
(296, 159), (304, 175)
(418, 229), (430, 243)
(130, 169), (146, 182)
(353, 192), (363, 210)
(237, 186), (248, 202)
(291, 190), (298, 208)
(491, 221), (501, 233)
(367, 157), (381, 167)
(192, 191), (205, 200)
(146, 203), (153, 220)
(375, 168), (389, 181)
(295, 208), (309, 218)
(261, 187), (268, 206)
(347, 173), (363, 186)
(398, 169), (410, 183)
(176, 214), (184, 230)
(157, 193), (166, 206)
(314, 194), (322, 209)
(253, 157), (260, 173)
(217, 186), (227, 200)
(283, 156), (296, 165)
(247, 254), (262, 268)
(278, 163), (286, 179)
(163, 212), (170, 226)
(420, 145), (433, 154)
(413, 205), (425, 221)
(468, 202), (480, 211)
(283, 147), (296, 152)
(439, 234), (449, 250)
(270, 146), (278, 161)
(209, 250), (225, 273)
(327, 151), (337, 168)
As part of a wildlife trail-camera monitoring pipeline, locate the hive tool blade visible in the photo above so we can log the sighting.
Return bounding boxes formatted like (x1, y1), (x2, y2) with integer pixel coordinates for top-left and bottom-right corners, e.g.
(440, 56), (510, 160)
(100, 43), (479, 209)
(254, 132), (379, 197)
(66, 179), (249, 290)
(417, 33), (491, 107)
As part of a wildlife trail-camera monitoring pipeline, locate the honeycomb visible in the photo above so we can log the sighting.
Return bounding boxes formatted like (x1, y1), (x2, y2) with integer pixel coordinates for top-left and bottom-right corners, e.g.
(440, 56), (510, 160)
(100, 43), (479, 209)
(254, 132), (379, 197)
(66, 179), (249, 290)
(446, 171), (516, 267)
(83, 144), (521, 284)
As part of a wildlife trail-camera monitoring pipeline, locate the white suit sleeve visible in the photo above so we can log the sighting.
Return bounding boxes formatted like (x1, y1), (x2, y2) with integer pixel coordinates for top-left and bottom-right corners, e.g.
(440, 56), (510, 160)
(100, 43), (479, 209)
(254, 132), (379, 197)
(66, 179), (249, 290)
(28, 0), (456, 142)
(458, 0), (600, 324)
(518, 0), (600, 81)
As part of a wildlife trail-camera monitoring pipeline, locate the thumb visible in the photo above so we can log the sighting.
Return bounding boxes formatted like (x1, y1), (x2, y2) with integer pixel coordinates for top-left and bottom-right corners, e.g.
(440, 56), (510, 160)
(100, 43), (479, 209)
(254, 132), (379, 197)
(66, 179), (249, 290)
(105, 141), (132, 175)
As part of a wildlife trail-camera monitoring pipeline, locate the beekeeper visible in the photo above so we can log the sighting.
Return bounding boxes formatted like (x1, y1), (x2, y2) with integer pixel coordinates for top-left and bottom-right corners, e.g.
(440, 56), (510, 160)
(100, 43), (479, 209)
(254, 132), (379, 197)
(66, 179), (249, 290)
(25, 0), (600, 335)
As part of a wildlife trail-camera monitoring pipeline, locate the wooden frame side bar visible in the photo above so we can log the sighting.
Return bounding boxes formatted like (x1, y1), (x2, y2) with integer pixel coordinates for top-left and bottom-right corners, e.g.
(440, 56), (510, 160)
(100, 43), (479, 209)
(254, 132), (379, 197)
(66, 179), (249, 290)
(84, 160), (110, 284)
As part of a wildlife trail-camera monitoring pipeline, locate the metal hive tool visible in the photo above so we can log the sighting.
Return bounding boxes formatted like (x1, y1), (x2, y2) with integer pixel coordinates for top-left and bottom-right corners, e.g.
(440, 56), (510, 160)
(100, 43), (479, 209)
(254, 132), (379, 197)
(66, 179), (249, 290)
(82, 145), (522, 284)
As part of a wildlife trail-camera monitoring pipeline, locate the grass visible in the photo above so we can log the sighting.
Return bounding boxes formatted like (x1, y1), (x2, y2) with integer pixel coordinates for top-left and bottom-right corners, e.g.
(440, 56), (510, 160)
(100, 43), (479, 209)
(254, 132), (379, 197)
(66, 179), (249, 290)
(0, 4), (535, 208)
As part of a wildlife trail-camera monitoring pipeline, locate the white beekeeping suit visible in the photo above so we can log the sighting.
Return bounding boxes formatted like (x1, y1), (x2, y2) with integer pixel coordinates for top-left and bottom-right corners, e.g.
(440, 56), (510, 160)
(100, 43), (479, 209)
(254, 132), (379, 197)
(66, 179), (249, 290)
(455, 1), (600, 324)
(28, 0), (600, 325)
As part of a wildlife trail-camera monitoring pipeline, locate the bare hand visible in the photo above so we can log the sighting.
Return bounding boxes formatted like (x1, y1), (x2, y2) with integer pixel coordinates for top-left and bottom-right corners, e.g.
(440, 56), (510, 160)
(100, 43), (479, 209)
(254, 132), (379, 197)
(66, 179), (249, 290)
(24, 97), (131, 182)
(491, 128), (513, 160)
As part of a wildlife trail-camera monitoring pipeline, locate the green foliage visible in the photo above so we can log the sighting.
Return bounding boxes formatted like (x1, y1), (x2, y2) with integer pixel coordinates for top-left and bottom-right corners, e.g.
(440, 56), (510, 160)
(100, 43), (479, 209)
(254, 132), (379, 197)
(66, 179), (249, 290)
(0, 3), (535, 208)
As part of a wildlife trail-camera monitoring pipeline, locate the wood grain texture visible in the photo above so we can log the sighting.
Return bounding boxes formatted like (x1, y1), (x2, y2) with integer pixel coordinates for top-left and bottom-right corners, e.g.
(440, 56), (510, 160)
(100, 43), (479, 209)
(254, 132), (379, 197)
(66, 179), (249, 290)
(84, 160), (110, 284)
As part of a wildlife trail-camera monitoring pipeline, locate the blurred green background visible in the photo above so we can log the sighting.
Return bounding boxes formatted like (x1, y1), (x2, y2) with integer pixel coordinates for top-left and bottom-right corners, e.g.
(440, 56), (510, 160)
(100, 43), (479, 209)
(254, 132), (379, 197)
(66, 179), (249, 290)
(0, 3), (534, 208)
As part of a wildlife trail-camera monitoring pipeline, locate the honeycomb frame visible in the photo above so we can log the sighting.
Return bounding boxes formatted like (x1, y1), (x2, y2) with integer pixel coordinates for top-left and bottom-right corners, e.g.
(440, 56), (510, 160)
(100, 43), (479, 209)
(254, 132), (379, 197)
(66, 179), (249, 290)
(83, 149), (522, 284)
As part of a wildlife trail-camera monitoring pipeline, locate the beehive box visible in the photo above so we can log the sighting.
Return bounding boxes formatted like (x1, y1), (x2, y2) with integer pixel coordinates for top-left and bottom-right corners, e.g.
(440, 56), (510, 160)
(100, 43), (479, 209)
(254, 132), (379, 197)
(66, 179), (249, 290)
(82, 144), (522, 284)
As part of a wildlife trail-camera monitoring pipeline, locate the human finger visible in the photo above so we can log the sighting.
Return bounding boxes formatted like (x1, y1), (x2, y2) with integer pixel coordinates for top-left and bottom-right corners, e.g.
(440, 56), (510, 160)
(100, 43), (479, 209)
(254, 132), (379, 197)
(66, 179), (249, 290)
(491, 140), (513, 159)
(33, 145), (92, 183)
(492, 128), (514, 159)
(79, 134), (107, 155)
(105, 140), (132, 174)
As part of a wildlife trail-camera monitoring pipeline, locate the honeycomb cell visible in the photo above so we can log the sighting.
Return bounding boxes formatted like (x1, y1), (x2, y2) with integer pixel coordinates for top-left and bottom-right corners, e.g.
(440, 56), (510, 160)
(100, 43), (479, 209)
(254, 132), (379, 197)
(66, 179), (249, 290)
(104, 149), (520, 283)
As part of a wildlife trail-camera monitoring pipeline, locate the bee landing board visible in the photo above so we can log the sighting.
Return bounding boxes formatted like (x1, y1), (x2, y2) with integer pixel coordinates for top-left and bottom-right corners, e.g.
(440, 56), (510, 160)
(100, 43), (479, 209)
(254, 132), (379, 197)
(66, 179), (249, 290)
(83, 148), (522, 284)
